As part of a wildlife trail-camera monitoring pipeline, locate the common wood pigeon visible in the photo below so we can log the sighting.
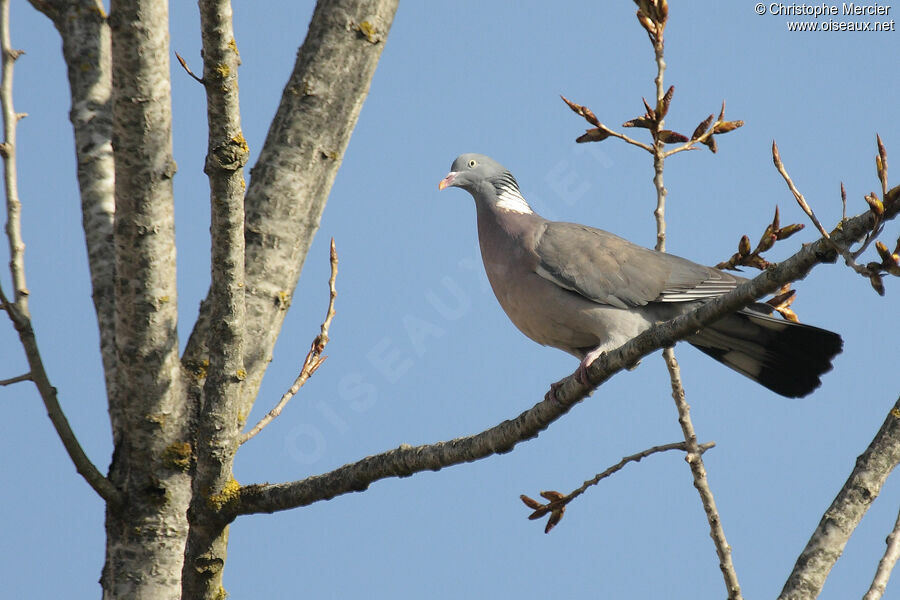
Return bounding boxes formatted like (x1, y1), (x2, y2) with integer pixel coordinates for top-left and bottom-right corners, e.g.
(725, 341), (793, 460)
(439, 153), (842, 398)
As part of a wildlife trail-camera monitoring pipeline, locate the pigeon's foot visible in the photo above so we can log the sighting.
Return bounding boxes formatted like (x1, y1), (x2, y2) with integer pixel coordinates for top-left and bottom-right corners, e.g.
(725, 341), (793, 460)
(576, 347), (605, 385)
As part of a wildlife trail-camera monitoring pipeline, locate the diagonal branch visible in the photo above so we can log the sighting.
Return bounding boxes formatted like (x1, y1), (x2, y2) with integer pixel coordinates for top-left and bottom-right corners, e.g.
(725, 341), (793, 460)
(181, 0), (400, 418)
(0, 286), (119, 503)
(521, 440), (715, 533)
(241, 238), (338, 445)
(779, 394), (900, 600)
(0, 0), (118, 505)
(863, 498), (900, 600)
(0, 371), (31, 386)
(225, 195), (898, 519)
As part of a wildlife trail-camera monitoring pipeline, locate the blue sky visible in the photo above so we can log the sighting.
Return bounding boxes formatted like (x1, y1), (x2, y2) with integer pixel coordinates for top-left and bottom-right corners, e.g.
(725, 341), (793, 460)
(3, 1), (899, 598)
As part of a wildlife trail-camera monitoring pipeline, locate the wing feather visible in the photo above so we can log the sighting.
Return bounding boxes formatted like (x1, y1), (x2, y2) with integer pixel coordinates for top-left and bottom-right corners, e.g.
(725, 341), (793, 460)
(533, 221), (741, 308)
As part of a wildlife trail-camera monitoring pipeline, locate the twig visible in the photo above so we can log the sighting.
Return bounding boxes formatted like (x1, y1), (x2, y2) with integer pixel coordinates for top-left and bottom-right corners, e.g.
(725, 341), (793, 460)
(714, 207), (805, 272)
(646, 5), (742, 597)
(1, 0), (26, 308)
(863, 501), (900, 600)
(772, 140), (868, 275)
(604, 128), (654, 152)
(520, 440), (715, 533)
(0, 371), (31, 386)
(241, 238), (338, 445)
(174, 51), (204, 84)
(665, 348), (742, 598)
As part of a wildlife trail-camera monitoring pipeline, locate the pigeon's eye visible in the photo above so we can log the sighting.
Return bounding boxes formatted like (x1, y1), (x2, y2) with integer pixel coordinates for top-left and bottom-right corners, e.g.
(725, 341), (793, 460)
(467, 159), (477, 168)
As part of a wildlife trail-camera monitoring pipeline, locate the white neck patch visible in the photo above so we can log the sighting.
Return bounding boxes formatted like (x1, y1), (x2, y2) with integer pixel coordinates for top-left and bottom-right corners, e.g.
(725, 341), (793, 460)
(495, 183), (534, 214)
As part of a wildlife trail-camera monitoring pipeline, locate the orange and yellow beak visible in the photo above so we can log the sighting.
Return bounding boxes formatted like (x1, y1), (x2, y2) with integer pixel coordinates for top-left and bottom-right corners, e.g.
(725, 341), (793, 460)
(438, 172), (458, 191)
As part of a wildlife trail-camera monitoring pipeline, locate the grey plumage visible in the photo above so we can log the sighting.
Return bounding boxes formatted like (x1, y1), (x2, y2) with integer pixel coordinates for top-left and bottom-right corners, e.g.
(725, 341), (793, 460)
(439, 153), (842, 398)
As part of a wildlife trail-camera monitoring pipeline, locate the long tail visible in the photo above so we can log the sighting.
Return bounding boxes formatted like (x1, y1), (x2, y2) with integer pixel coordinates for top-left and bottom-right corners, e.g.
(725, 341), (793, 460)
(687, 307), (843, 398)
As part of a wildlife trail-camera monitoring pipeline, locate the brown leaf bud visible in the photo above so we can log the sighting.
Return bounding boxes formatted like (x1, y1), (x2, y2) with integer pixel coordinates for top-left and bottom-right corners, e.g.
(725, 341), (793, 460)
(658, 85), (674, 118)
(702, 136), (717, 153)
(748, 255), (769, 270)
(528, 507), (550, 520)
(636, 11), (658, 38)
(738, 235), (751, 256)
(641, 97), (656, 120)
(869, 273), (886, 296)
(713, 120), (744, 134)
(622, 116), (654, 129)
(692, 114), (714, 140)
(540, 490), (564, 502)
(545, 508), (565, 534)
(876, 240), (892, 263)
(766, 288), (796, 309)
(757, 225), (776, 252)
(560, 95), (601, 127)
(865, 193), (884, 216)
(775, 307), (799, 323)
(520, 494), (542, 510)
(658, 130), (688, 144)
(776, 223), (805, 239)
(576, 128), (611, 144)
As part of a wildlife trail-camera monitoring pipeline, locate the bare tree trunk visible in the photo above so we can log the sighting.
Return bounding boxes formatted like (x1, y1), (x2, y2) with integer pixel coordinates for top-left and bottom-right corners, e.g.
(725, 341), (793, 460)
(101, 0), (190, 597)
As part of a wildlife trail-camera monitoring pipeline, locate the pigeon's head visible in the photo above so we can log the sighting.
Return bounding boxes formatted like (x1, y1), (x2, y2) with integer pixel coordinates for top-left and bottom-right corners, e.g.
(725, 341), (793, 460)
(438, 154), (532, 214)
(438, 153), (509, 192)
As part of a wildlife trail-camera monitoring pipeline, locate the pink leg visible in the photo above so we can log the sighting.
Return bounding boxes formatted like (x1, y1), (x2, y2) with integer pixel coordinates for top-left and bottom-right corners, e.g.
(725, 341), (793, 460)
(576, 346), (605, 384)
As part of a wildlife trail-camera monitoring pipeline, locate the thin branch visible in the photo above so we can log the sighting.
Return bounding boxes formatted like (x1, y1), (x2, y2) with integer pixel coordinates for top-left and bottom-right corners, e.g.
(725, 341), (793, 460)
(646, 5), (743, 597)
(174, 51), (204, 84)
(570, 439), (714, 504)
(227, 196), (898, 519)
(664, 348), (741, 598)
(0, 371), (31, 386)
(241, 238), (338, 445)
(0, 0), (119, 505)
(1, 0), (27, 310)
(862, 500), (900, 600)
(779, 395), (900, 600)
(772, 140), (867, 274)
(520, 440), (715, 533)
(605, 128), (654, 152)
(559, 95), (654, 152)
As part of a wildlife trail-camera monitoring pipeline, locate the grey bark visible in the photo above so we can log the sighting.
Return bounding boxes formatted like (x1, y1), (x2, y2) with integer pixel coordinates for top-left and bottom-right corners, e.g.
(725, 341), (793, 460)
(779, 394), (900, 600)
(28, 0), (399, 597)
(27, 0), (118, 434)
(181, 0), (247, 597)
(182, 0), (400, 415)
(102, 1), (191, 598)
